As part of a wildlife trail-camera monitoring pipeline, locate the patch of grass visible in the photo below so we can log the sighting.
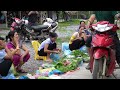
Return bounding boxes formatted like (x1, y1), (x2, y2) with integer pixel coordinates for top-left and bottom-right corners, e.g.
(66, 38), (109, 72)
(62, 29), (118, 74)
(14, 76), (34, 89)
(0, 28), (10, 30)
(56, 36), (70, 45)
(57, 24), (75, 34)
(0, 34), (6, 38)
(59, 19), (80, 27)
(117, 30), (120, 33)
(58, 27), (68, 33)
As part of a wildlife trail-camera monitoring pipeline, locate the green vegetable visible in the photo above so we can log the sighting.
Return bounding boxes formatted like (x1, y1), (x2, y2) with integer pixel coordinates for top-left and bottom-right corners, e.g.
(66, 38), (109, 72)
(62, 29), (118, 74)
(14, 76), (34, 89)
(54, 50), (89, 73)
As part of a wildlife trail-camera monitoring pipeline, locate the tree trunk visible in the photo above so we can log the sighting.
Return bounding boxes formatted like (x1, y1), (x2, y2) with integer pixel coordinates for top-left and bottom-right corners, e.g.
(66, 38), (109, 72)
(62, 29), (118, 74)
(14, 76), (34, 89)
(63, 11), (69, 21)
(56, 11), (59, 21)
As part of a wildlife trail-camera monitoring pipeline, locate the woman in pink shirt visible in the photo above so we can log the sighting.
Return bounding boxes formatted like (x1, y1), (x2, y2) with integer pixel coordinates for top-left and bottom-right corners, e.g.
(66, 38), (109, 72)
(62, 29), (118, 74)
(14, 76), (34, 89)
(6, 30), (30, 73)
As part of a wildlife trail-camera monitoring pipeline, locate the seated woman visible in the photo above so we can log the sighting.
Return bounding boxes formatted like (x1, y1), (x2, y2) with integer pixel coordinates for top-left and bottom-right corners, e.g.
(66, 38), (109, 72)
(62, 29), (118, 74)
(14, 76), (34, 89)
(6, 30), (30, 73)
(38, 32), (61, 62)
(69, 27), (87, 51)
(77, 20), (91, 37)
(0, 37), (13, 76)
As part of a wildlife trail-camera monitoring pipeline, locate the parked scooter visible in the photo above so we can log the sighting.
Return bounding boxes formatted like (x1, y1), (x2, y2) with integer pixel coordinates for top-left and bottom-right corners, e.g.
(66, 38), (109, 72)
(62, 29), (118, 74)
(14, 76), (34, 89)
(24, 18), (58, 42)
(10, 17), (58, 42)
(10, 17), (30, 41)
(89, 21), (119, 79)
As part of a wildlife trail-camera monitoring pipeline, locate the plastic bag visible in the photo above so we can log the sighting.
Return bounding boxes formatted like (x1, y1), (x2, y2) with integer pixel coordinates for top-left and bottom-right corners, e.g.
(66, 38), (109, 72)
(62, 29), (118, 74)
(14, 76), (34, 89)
(62, 42), (69, 52)
(79, 45), (87, 53)
(50, 53), (60, 62)
(64, 50), (72, 55)
(49, 75), (61, 79)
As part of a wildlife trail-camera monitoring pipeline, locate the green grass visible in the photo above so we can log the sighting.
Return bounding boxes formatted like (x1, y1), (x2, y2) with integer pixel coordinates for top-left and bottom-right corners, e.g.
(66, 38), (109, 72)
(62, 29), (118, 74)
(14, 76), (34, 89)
(58, 27), (73, 33)
(58, 19), (80, 27)
(56, 36), (70, 45)
(0, 34), (6, 38)
(117, 30), (120, 33)
(57, 19), (77, 46)
(0, 28), (10, 30)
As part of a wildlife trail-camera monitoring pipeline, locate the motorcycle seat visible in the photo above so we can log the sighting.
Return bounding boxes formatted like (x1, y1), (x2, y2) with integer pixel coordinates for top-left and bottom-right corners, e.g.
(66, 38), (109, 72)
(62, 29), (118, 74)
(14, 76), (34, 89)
(31, 25), (49, 32)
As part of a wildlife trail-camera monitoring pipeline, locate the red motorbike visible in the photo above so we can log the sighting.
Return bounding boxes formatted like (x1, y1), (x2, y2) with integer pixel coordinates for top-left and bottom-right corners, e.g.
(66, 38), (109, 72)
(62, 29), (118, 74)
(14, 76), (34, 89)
(89, 21), (119, 79)
(10, 17), (30, 41)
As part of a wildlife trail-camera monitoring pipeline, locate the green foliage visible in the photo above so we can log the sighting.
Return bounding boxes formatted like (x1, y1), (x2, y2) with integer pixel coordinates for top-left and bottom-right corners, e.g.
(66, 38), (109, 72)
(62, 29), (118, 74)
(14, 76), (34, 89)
(54, 50), (89, 73)
(71, 50), (89, 58)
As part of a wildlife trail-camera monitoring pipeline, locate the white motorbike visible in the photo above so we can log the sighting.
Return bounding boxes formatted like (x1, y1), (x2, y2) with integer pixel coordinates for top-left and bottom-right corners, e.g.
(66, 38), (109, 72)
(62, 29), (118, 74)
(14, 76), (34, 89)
(22, 18), (58, 42)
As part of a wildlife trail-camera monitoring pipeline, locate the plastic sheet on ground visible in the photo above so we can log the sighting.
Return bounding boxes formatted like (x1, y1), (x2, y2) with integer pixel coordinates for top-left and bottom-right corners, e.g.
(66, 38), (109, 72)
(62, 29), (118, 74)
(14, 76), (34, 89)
(49, 75), (61, 79)
(1, 73), (16, 79)
(62, 42), (88, 56)
(48, 69), (63, 76)
(41, 63), (55, 69)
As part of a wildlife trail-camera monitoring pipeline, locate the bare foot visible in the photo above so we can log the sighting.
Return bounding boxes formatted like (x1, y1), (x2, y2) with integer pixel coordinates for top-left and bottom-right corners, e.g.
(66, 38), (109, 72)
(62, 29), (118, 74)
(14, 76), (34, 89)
(46, 59), (53, 63)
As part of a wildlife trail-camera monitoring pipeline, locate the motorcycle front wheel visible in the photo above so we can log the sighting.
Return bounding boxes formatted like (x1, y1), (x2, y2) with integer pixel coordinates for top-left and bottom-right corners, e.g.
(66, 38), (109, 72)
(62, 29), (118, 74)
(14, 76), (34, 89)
(92, 57), (107, 79)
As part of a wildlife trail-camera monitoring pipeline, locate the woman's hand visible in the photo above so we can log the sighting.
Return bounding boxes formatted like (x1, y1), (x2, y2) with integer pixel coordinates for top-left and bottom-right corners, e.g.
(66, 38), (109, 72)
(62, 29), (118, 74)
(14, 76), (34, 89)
(79, 27), (85, 34)
(14, 37), (19, 46)
(58, 48), (61, 52)
(55, 48), (61, 52)
(16, 44), (20, 50)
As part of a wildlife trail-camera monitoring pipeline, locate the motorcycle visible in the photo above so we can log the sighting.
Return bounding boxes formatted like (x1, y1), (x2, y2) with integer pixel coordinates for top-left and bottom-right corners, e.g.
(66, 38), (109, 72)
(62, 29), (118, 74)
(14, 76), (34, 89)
(10, 17), (58, 42)
(10, 17), (29, 41)
(89, 21), (119, 79)
(24, 18), (58, 42)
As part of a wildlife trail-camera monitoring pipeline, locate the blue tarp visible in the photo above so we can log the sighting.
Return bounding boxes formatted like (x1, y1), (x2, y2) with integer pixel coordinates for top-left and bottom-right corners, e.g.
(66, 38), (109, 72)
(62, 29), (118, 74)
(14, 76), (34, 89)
(62, 42), (87, 55)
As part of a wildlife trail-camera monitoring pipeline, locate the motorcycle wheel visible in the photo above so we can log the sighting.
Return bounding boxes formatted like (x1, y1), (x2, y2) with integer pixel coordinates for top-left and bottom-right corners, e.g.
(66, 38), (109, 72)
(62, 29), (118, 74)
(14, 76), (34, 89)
(92, 58), (107, 79)
(92, 59), (103, 79)
(92, 59), (99, 79)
